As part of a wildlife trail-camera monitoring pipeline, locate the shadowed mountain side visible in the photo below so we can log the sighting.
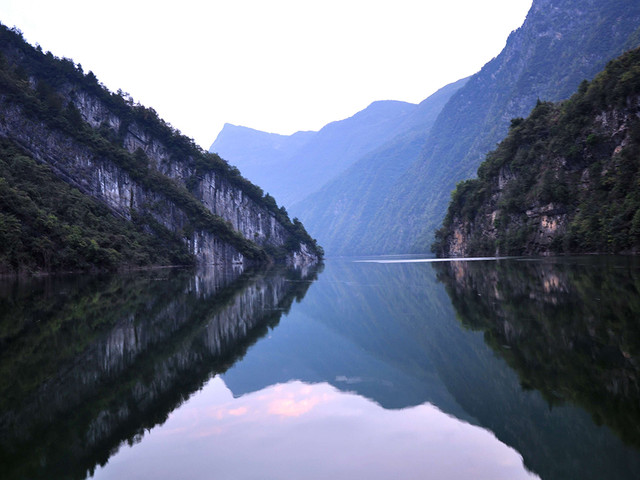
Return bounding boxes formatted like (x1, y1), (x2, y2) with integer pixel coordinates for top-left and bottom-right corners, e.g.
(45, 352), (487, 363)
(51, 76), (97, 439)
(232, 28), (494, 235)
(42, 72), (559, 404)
(211, 100), (418, 206)
(290, 77), (468, 254)
(0, 264), (319, 480)
(371, 0), (640, 254)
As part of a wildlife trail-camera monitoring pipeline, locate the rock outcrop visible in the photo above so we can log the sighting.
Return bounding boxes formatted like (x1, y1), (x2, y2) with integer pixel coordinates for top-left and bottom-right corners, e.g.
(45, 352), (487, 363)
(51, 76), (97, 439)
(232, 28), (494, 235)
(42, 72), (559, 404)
(434, 47), (640, 257)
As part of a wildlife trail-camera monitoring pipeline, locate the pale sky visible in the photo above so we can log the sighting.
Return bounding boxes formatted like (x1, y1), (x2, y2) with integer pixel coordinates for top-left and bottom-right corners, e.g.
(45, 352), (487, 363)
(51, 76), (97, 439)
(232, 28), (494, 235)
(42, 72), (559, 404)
(0, 0), (532, 149)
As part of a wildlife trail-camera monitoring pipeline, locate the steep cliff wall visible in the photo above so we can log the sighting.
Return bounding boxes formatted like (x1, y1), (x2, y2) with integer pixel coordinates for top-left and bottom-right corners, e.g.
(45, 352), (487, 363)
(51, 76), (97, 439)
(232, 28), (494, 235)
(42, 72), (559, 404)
(0, 100), (249, 265)
(69, 88), (294, 250)
(364, 0), (640, 254)
(0, 25), (321, 269)
(434, 47), (640, 257)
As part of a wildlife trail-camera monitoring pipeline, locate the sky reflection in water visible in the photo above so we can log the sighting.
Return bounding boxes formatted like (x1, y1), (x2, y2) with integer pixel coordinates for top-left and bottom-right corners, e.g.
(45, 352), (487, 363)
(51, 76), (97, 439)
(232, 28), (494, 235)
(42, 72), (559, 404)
(93, 377), (537, 480)
(6, 257), (635, 479)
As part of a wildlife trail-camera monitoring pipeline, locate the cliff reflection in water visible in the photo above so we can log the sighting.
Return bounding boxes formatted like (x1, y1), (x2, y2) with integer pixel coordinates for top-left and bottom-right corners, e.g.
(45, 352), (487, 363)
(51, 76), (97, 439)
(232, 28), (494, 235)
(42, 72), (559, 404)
(222, 257), (640, 480)
(0, 263), (318, 480)
(2, 256), (640, 480)
(434, 256), (640, 448)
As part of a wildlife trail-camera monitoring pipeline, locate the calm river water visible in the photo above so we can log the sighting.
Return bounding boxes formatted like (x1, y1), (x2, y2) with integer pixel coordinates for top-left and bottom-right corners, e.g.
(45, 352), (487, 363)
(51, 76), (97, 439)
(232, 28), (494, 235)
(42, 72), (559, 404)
(1, 256), (639, 479)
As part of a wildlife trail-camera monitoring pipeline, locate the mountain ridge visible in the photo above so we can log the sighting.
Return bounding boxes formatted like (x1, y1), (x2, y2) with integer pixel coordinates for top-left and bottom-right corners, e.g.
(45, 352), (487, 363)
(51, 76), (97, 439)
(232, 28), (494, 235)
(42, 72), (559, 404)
(0, 24), (322, 273)
(209, 0), (640, 256)
(289, 77), (469, 254)
(387, 0), (640, 253)
(210, 99), (418, 206)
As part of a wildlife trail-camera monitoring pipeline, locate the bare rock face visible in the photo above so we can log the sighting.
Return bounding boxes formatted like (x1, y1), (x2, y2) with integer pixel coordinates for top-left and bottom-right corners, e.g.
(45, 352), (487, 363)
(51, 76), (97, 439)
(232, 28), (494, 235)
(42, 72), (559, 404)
(0, 100), (246, 265)
(66, 86), (317, 265)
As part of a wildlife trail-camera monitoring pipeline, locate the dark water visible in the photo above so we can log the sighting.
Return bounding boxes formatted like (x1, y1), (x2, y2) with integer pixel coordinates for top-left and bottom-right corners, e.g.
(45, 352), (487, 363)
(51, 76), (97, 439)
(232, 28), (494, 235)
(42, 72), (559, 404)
(1, 257), (639, 479)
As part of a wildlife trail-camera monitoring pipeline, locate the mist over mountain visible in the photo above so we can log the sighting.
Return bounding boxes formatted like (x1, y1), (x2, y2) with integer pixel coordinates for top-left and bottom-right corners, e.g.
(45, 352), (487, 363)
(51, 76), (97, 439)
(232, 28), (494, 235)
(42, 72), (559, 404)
(209, 125), (315, 183)
(290, 78), (468, 254)
(210, 100), (417, 206)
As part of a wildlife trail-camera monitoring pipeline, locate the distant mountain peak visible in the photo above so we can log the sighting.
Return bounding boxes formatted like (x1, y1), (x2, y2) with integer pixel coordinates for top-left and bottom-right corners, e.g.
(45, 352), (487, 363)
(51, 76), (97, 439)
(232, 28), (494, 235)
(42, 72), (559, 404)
(209, 99), (420, 206)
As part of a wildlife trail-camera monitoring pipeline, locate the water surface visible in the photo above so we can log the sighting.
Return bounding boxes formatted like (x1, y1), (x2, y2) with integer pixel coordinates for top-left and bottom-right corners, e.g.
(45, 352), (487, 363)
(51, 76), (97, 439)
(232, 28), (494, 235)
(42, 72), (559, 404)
(1, 256), (639, 479)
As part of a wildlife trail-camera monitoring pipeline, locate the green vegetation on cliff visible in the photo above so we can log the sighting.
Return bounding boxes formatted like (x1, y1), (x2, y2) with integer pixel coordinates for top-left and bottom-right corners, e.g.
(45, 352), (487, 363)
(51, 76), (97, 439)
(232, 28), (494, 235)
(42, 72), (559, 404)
(380, 0), (640, 255)
(0, 24), (322, 272)
(433, 47), (640, 257)
(0, 139), (192, 273)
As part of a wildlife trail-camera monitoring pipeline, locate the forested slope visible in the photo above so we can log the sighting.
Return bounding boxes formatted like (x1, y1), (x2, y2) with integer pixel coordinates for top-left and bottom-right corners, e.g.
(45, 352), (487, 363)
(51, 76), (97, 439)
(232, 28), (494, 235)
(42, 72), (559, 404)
(433, 47), (640, 257)
(0, 24), (321, 273)
(377, 0), (640, 254)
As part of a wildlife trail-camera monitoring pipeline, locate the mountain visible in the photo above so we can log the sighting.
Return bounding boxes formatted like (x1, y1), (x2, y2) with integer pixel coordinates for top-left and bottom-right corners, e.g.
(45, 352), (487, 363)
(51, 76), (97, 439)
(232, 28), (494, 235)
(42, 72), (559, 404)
(373, 0), (640, 254)
(209, 125), (315, 184)
(210, 0), (640, 257)
(290, 78), (468, 255)
(0, 24), (321, 273)
(210, 99), (418, 206)
(433, 46), (640, 257)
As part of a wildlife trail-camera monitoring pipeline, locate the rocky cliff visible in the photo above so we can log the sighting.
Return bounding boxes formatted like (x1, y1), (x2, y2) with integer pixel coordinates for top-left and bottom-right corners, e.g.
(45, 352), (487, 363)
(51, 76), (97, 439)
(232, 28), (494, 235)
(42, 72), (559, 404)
(433, 46), (640, 257)
(0, 25), (321, 270)
(365, 0), (640, 254)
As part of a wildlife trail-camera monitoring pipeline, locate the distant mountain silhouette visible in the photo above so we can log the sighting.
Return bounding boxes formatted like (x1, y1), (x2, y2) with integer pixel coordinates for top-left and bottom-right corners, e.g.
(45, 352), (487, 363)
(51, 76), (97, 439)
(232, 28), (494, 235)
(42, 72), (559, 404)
(210, 100), (417, 206)
(291, 78), (467, 254)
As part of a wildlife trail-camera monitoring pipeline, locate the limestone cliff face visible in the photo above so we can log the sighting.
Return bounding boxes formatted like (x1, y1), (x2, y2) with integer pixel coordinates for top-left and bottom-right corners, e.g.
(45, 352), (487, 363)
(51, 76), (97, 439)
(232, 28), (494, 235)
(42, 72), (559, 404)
(443, 166), (574, 257)
(434, 48), (640, 257)
(443, 100), (639, 257)
(69, 89), (294, 249)
(0, 27), (321, 268)
(0, 100), (250, 265)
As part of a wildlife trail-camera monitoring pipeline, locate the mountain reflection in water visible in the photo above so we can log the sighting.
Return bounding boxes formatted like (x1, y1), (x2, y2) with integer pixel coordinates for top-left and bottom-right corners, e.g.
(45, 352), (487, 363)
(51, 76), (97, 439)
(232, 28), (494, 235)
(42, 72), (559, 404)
(92, 377), (534, 480)
(433, 257), (640, 447)
(1, 256), (639, 479)
(0, 264), (317, 479)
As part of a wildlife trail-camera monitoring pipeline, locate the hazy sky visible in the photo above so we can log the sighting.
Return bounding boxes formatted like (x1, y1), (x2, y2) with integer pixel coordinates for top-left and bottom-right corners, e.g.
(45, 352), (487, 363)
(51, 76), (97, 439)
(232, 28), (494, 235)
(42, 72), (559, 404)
(0, 0), (532, 149)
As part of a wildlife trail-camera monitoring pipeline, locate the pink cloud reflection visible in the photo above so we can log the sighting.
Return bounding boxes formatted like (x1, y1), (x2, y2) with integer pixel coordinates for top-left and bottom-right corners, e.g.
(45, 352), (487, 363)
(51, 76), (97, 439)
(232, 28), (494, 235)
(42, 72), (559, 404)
(267, 385), (333, 417)
(268, 397), (320, 417)
(227, 407), (248, 416)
